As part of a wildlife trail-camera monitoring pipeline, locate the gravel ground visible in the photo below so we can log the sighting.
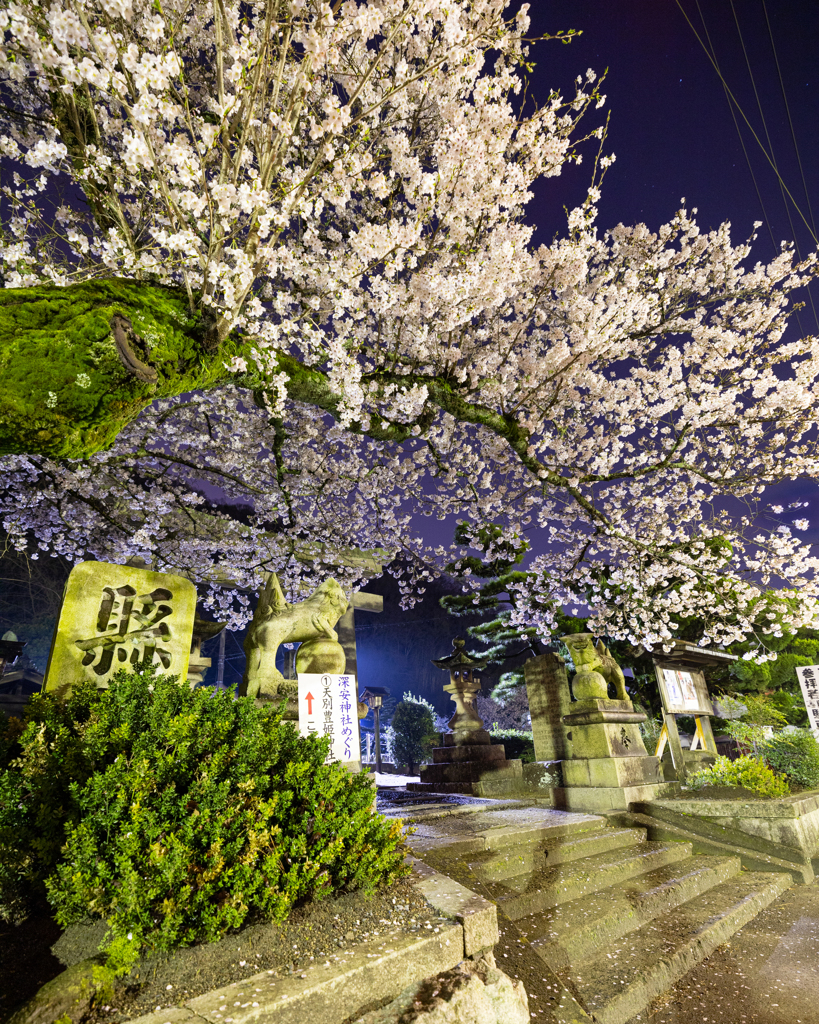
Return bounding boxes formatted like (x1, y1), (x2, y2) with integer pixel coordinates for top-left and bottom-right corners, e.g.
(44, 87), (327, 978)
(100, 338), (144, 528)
(627, 881), (819, 1024)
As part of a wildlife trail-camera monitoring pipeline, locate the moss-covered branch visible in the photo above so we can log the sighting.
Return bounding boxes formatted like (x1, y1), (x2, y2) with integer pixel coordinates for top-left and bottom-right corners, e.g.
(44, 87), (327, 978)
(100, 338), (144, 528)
(0, 279), (241, 458)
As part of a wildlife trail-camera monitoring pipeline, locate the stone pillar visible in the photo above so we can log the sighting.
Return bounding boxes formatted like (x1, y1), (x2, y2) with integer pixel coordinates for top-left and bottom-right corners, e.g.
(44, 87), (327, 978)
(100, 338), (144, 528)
(524, 653), (572, 762)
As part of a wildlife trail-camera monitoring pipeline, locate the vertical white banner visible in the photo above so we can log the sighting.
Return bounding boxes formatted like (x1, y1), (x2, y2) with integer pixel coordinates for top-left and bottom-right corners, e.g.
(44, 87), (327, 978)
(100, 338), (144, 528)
(298, 673), (360, 764)
(795, 665), (819, 738)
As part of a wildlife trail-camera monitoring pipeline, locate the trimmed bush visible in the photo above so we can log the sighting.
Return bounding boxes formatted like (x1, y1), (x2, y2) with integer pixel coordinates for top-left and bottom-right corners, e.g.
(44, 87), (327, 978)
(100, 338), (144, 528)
(761, 731), (819, 790)
(0, 669), (408, 965)
(686, 755), (789, 798)
(391, 700), (437, 774)
(489, 727), (535, 764)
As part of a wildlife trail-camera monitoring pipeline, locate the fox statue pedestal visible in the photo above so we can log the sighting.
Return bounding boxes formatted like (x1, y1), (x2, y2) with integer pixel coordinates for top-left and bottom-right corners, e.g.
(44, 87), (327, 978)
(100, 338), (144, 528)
(552, 635), (679, 812)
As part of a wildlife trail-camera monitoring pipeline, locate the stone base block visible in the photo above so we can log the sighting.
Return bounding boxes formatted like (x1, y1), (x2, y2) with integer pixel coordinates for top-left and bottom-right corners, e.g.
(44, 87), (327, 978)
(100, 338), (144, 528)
(562, 754), (661, 789)
(522, 760), (563, 791)
(565, 720), (649, 758)
(442, 730), (491, 746)
(553, 781), (680, 813)
(419, 758), (522, 786)
(661, 748), (717, 782)
(432, 743), (506, 764)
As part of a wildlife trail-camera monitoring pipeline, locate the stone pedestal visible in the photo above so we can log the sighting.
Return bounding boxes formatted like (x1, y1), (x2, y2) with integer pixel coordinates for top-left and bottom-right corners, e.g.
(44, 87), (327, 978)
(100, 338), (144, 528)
(407, 734), (523, 797)
(555, 698), (678, 812)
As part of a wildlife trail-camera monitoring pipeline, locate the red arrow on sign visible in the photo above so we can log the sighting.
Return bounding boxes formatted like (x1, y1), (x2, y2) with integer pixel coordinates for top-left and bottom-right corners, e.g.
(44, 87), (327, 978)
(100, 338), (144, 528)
(305, 691), (315, 715)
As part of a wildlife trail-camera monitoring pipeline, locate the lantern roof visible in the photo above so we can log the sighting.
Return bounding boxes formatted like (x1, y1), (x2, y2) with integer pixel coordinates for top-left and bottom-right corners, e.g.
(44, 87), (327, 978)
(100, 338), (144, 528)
(432, 637), (487, 671)
(359, 685), (391, 700)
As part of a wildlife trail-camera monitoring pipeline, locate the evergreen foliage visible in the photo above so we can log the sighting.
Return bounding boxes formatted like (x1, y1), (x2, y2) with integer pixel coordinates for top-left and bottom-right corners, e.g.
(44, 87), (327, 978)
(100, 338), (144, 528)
(488, 727), (535, 764)
(0, 668), (408, 969)
(761, 731), (819, 790)
(441, 524), (586, 665)
(390, 695), (438, 774)
(686, 755), (790, 798)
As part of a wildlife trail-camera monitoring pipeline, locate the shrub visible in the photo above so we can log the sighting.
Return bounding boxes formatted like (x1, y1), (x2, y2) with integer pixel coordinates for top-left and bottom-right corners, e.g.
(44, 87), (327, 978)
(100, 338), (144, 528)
(761, 731), (819, 790)
(0, 678), (103, 922)
(1, 668), (409, 966)
(391, 697), (437, 774)
(686, 755), (790, 798)
(489, 727), (535, 764)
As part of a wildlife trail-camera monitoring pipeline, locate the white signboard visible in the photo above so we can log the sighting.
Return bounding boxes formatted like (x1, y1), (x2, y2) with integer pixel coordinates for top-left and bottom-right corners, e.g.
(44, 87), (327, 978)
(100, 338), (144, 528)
(796, 665), (819, 738)
(297, 673), (360, 763)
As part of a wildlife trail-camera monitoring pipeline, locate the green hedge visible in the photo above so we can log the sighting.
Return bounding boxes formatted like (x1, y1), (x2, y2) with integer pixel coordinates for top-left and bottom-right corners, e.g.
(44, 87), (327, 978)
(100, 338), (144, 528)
(761, 731), (819, 790)
(0, 669), (408, 968)
(490, 728), (535, 764)
(686, 754), (789, 798)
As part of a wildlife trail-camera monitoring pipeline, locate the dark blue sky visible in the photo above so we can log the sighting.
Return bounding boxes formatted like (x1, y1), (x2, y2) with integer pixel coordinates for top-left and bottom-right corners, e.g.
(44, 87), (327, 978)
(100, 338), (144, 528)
(526, 1), (819, 276)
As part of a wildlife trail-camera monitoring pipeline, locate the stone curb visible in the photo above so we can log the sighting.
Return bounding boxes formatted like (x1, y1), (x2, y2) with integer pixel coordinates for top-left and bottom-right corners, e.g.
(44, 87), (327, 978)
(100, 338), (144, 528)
(406, 855), (499, 956)
(126, 925), (464, 1024)
(119, 861), (497, 1024)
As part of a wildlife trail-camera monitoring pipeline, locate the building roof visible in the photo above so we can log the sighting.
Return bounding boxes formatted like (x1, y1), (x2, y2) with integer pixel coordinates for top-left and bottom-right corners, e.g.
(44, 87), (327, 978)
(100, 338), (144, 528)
(359, 685), (391, 698)
(653, 640), (738, 667)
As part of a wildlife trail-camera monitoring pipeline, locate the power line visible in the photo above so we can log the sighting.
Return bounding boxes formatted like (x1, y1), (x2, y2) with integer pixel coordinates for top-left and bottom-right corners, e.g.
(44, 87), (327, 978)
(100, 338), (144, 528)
(675, 0), (818, 245)
(761, 0), (818, 245)
(691, 0), (779, 262)
(727, 0), (817, 331)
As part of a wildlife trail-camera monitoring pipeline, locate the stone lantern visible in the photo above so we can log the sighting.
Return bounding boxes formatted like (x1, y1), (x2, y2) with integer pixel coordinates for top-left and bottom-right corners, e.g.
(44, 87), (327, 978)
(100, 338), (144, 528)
(432, 637), (489, 745)
(0, 631), (25, 679)
(407, 637), (523, 796)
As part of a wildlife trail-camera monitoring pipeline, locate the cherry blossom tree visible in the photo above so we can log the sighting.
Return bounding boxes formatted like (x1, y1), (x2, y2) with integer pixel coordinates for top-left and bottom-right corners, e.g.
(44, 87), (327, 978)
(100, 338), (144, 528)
(1, 0), (818, 652)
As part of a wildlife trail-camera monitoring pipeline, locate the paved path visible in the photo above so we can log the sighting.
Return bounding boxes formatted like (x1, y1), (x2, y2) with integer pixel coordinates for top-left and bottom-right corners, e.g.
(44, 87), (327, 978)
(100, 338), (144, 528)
(627, 881), (819, 1024)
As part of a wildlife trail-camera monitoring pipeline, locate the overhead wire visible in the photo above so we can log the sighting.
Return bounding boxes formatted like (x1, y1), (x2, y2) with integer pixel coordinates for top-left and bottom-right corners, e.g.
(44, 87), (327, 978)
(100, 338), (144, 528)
(727, 0), (816, 331)
(690, 0), (808, 336)
(691, 0), (779, 262)
(674, 0), (818, 245)
(761, 0), (819, 245)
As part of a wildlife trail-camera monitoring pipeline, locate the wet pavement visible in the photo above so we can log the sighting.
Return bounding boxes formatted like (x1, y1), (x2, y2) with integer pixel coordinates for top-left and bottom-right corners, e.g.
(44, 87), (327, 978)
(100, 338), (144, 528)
(628, 881), (819, 1024)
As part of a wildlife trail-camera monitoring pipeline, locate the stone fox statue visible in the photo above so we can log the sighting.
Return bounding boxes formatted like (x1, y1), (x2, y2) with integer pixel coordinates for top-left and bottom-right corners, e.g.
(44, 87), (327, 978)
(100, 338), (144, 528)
(562, 633), (630, 702)
(593, 638), (629, 701)
(240, 573), (349, 699)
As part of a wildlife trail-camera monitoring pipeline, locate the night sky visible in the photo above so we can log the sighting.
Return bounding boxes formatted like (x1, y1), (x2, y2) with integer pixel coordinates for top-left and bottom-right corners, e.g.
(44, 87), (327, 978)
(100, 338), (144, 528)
(526, 1), (819, 271)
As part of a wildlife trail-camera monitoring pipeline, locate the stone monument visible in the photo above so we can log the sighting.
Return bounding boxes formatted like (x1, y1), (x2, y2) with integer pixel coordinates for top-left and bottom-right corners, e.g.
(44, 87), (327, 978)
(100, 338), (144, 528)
(239, 572), (349, 718)
(408, 638), (523, 796)
(552, 633), (678, 812)
(43, 561), (198, 694)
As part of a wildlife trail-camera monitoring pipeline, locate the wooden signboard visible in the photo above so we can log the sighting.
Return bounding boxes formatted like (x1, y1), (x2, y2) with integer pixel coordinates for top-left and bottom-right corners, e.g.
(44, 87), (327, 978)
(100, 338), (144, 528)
(652, 660), (720, 781)
(656, 665), (714, 717)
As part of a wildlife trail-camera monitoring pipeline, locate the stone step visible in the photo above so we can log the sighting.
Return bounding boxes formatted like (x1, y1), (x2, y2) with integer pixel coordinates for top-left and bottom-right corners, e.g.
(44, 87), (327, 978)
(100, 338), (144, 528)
(482, 840), (693, 920)
(562, 870), (792, 1024)
(407, 807), (604, 859)
(465, 827), (646, 882)
(518, 854), (741, 967)
(627, 802), (815, 883)
(618, 809), (813, 883)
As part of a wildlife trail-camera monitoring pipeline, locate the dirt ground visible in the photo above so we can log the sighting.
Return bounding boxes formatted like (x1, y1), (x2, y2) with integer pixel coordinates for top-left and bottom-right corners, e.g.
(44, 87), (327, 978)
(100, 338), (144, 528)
(0, 879), (443, 1024)
(627, 881), (819, 1024)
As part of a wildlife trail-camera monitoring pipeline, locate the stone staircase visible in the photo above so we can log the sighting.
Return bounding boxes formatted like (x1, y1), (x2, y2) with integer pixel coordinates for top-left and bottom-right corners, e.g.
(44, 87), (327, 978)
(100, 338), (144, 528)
(404, 800), (792, 1024)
